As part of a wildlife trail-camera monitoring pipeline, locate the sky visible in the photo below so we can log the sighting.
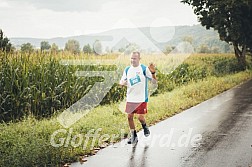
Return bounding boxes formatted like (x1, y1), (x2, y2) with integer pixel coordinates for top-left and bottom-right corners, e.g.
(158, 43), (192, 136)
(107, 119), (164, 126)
(0, 0), (199, 38)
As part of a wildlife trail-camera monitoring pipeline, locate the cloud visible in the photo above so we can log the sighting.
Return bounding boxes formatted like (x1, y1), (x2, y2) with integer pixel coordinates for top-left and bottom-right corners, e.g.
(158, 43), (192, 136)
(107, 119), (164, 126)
(0, 0), (198, 38)
(7, 0), (111, 12)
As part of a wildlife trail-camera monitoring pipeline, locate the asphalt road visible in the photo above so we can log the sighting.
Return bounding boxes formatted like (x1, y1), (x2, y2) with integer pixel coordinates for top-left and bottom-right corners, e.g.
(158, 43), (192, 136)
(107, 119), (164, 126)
(71, 79), (252, 167)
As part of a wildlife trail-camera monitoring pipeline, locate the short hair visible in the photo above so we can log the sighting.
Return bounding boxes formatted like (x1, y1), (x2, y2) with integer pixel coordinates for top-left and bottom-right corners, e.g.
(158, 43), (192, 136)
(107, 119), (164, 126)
(132, 51), (140, 57)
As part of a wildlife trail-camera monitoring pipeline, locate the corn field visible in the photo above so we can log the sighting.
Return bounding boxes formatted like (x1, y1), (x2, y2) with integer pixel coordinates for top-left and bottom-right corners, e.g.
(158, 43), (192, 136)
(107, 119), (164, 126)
(0, 51), (244, 122)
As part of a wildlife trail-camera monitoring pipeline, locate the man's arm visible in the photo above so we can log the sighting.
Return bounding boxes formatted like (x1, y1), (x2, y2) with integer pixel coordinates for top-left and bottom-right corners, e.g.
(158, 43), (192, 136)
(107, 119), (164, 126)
(119, 69), (128, 87)
(148, 63), (157, 84)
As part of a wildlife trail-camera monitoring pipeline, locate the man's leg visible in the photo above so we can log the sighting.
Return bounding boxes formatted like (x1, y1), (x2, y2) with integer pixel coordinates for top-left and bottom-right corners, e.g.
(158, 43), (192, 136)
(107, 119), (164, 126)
(138, 114), (150, 137)
(127, 113), (138, 144)
(128, 113), (135, 129)
(137, 114), (146, 124)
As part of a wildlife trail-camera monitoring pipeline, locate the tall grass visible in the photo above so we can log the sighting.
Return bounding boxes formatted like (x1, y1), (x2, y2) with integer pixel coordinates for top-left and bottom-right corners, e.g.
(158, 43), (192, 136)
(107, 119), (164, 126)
(0, 52), (123, 122)
(0, 52), (250, 122)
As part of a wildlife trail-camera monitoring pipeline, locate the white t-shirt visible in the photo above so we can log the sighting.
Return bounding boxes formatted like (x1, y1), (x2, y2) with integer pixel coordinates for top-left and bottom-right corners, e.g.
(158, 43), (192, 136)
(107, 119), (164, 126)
(120, 64), (153, 103)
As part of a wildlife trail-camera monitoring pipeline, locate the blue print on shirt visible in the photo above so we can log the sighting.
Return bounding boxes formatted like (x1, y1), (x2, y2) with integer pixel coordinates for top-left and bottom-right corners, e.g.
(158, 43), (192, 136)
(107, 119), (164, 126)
(129, 75), (141, 86)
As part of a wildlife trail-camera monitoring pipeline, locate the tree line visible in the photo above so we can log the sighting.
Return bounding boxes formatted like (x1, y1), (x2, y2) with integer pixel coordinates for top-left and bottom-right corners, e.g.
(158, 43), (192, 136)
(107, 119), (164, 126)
(0, 30), (103, 55)
(23, 39), (102, 55)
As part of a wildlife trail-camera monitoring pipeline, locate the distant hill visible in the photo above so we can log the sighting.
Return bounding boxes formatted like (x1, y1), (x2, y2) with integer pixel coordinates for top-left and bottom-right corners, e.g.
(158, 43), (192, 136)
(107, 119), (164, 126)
(10, 24), (231, 52)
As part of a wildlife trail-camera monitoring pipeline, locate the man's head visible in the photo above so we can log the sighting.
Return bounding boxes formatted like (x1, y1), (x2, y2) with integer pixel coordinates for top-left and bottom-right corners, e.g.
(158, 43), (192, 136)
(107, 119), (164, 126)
(131, 51), (141, 67)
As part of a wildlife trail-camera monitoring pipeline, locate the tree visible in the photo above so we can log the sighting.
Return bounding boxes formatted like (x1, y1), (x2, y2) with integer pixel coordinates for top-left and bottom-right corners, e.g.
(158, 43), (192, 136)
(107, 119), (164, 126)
(198, 44), (210, 53)
(21, 43), (34, 53)
(64, 39), (80, 54)
(124, 43), (140, 55)
(40, 41), (51, 51)
(118, 47), (126, 53)
(182, 36), (193, 44)
(0, 29), (12, 52)
(51, 43), (59, 53)
(181, 0), (252, 68)
(83, 44), (92, 54)
(181, 36), (194, 53)
(163, 45), (173, 55)
(211, 46), (220, 53)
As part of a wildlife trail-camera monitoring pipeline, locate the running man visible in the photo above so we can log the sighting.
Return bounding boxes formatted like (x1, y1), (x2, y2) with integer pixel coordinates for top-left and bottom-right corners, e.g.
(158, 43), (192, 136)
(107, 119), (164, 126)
(119, 51), (157, 144)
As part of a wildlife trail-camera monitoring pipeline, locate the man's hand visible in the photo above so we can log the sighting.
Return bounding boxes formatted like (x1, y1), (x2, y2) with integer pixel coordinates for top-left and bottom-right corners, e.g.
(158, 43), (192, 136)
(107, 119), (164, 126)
(148, 63), (156, 73)
(119, 79), (127, 87)
(148, 62), (157, 82)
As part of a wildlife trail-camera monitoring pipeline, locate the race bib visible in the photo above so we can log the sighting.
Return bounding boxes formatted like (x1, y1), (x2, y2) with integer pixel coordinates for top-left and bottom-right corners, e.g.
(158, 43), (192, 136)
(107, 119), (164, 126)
(129, 75), (141, 86)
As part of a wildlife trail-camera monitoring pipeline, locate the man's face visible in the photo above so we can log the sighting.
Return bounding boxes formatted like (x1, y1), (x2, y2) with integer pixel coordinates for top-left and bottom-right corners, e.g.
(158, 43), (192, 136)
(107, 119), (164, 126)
(131, 53), (140, 67)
